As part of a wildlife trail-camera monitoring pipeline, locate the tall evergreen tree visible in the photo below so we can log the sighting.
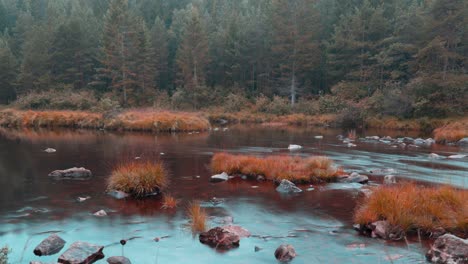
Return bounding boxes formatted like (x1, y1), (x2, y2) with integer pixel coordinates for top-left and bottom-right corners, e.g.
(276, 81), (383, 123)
(0, 35), (17, 103)
(175, 6), (209, 89)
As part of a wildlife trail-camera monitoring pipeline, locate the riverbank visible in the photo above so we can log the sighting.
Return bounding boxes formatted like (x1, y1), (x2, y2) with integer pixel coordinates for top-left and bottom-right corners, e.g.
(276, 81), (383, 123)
(0, 108), (466, 143)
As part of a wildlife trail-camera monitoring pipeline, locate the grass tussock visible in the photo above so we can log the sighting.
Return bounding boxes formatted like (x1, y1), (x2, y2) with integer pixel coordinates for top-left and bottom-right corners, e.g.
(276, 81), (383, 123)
(0, 109), (210, 132)
(433, 118), (468, 143)
(187, 201), (207, 233)
(354, 182), (468, 235)
(211, 153), (342, 183)
(107, 161), (169, 198)
(161, 194), (179, 209)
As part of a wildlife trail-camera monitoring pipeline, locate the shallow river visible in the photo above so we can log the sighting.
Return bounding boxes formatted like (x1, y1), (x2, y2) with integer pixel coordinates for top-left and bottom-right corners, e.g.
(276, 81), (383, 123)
(0, 125), (466, 264)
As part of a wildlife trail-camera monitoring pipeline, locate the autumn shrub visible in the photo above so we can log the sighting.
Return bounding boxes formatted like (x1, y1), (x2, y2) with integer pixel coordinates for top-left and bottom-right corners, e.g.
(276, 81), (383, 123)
(253, 94), (271, 113)
(266, 96), (291, 115)
(354, 182), (468, 235)
(292, 98), (320, 115)
(107, 161), (169, 198)
(187, 201), (207, 233)
(318, 94), (345, 114)
(223, 93), (251, 112)
(211, 153), (341, 183)
(13, 89), (99, 111)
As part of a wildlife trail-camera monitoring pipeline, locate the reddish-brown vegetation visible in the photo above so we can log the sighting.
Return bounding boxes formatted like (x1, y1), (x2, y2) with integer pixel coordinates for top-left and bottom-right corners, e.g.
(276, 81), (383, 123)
(0, 109), (211, 132)
(433, 118), (468, 143)
(354, 183), (468, 235)
(187, 201), (207, 233)
(161, 194), (179, 209)
(211, 153), (343, 183)
(107, 161), (169, 198)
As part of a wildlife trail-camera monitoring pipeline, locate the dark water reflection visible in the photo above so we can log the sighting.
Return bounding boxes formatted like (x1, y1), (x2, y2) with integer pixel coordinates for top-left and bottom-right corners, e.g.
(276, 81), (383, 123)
(0, 126), (466, 263)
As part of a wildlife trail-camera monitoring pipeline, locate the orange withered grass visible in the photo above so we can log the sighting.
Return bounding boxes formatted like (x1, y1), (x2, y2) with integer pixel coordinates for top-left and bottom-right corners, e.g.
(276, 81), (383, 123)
(354, 182), (468, 234)
(0, 109), (102, 128)
(0, 109), (210, 132)
(107, 161), (169, 198)
(433, 118), (468, 143)
(187, 201), (207, 233)
(161, 194), (179, 209)
(211, 153), (342, 183)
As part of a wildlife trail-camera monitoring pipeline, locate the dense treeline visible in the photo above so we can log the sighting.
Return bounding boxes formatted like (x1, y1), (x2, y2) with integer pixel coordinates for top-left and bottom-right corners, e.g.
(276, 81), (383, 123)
(0, 0), (466, 119)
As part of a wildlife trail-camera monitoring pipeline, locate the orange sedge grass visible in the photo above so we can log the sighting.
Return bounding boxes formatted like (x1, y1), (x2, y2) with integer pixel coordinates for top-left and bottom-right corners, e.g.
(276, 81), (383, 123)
(161, 194), (179, 209)
(211, 153), (342, 183)
(0, 109), (211, 132)
(187, 201), (207, 233)
(433, 118), (468, 143)
(354, 182), (468, 235)
(107, 161), (169, 198)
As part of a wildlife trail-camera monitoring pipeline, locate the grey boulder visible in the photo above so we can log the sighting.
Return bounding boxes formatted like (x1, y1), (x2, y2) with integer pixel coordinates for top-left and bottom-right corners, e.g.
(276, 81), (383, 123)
(58, 241), (104, 264)
(383, 175), (396, 185)
(48, 167), (92, 179)
(426, 234), (468, 264)
(274, 244), (297, 262)
(34, 234), (66, 256)
(276, 179), (302, 193)
(107, 256), (131, 264)
(210, 172), (229, 182)
(339, 172), (369, 184)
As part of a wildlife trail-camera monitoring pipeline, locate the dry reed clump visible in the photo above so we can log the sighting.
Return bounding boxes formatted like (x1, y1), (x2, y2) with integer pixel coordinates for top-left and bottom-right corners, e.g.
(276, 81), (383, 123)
(354, 182), (468, 235)
(187, 201), (207, 233)
(161, 194), (179, 209)
(107, 161), (169, 198)
(0, 109), (102, 128)
(433, 118), (468, 143)
(211, 153), (342, 183)
(0, 109), (211, 132)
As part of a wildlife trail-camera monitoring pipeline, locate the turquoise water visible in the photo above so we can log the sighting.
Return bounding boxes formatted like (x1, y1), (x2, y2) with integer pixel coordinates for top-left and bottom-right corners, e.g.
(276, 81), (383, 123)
(0, 126), (466, 263)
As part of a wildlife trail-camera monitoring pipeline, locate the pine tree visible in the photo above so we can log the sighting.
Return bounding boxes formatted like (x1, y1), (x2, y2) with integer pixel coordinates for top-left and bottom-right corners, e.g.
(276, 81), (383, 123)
(0, 35), (17, 103)
(175, 6), (209, 89)
(271, 0), (321, 105)
(151, 17), (168, 90)
(95, 0), (134, 105)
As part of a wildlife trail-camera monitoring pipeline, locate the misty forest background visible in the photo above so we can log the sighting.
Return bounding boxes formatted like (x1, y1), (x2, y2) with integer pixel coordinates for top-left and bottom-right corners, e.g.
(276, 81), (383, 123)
(0, 0), (466, 120)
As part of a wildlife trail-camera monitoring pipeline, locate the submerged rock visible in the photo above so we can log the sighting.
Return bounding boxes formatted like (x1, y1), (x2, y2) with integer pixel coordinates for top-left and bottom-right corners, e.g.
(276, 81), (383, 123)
(429, 153), (444, 159)
(58, 241), (104, 264)
(426, 234), (468, 264)
(210, 172), (229, 182)
(222, 225), (251, 238)
(457, 138), (468, 147)
(199, 227), (240, 249)
(44, 148), (57, 153)
(448, 154), (467, 159)
(339, 172), (369, 184)
(93, 210), (107, 217)
(33, 234), (66, 256)
(383, 175), (396, 185)
(288, 144), (302, 150)
(48, 167), (92, 179)
(274, 244), (297, 262)
(107, 190), (130, 200)
(276, 179), (302, 193)
(370, 221), (404, 240)
(107, 256), (131, 264)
